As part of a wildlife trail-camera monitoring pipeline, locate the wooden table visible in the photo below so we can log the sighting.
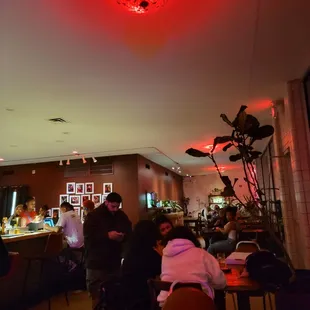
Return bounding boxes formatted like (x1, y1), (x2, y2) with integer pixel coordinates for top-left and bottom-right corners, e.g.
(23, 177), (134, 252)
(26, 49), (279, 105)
(241, 228), (266, 240)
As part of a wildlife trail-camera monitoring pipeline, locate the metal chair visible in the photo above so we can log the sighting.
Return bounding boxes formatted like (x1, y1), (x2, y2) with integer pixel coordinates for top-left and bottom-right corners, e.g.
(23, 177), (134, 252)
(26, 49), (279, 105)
(236, 241), (261, 252)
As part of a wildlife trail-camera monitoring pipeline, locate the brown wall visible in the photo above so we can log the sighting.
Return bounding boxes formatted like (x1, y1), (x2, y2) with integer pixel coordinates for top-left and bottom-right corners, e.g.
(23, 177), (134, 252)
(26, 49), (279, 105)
(0, 155), (140, 224)
(137, 155), (183, 219)
(0, 154), (184, 224)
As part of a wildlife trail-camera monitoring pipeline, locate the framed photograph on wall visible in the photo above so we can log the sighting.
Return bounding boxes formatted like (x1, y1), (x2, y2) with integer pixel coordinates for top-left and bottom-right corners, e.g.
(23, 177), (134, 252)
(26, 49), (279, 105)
(82, 195), (91, 204)
(74, 207), (81, 216)
(103, 183), (112, 194)
(102, 194), (108, 203)
(59, 194), (69, 206)
(70, 195), (81, 206)
(66, 182), (76, 194)
(85, 182), (94, 194)
(92, 194), (101, 205)
(76, 183), (85, 195)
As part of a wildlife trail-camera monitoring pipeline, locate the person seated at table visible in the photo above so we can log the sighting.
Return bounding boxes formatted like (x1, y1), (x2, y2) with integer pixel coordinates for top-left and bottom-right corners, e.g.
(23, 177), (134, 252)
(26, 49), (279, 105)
(8, 204), (23, 226)
(45, 202), (84, 249)
(158, 226), (226, 306)
(121, 220), (162, 310)
(154, 215), (173, 240)
(20, 197), (37, 227)
(38, 205), (50, 220)
(207, 206), (239, 257)
(212, 209), (227, 228)
(0, 235), (10, 277)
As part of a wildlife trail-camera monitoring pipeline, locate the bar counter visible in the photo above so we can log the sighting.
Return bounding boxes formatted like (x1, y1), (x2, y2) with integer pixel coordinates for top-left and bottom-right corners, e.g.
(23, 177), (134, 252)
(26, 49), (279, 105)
(2, 230), (51, 244)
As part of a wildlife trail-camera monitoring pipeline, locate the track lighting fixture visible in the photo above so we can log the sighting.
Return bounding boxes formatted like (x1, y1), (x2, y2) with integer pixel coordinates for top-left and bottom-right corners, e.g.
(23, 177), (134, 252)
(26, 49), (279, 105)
(59, 160), (63, 166)
(92, 157), (97, 163)
(66, 159), (70, 165)
(82, 157), (87, 164)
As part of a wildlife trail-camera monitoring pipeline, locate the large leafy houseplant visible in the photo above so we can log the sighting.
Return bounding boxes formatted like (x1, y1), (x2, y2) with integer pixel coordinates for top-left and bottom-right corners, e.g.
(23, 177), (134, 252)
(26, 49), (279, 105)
(185, 105), (295, 272)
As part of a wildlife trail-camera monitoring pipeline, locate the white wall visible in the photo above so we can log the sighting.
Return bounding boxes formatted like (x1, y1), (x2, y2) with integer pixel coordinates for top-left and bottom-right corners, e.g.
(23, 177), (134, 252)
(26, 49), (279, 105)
(183, 169), (249, 215)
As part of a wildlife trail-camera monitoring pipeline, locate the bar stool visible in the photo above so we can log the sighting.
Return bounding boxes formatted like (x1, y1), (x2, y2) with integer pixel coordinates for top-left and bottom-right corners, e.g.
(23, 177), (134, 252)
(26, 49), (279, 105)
(22, 233), (69, 310)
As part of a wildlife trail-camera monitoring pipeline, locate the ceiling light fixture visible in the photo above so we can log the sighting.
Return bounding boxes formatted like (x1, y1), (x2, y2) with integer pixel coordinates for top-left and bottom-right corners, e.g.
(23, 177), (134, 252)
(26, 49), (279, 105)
(172, 167), (175, 170)
(82, 157), (87, 164)
(72, 150), (79, 155)
(0, 158), (4, 161)
(116, 0), (167, 14)
(66, 159), (70, 165)
(92, 157), (97, 163)
(59, 160), (63, 166)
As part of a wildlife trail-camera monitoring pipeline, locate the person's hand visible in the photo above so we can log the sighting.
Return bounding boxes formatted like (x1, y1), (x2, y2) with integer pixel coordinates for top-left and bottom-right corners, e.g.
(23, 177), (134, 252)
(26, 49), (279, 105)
(108, 231), (124, 241)
(153, 244), (164, 256)
(215, 227), (220, 232)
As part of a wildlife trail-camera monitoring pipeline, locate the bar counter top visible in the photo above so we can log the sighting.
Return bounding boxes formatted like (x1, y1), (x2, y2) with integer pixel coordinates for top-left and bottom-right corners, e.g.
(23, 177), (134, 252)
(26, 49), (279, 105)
(2, 230), (51, 244)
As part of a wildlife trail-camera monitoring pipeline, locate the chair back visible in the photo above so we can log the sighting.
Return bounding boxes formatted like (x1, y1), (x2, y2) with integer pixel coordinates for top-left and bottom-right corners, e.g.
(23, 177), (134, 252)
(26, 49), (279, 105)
(44, 233), (63, 256)
(163, 287), (216, 310)
(236, 241), (260, 253)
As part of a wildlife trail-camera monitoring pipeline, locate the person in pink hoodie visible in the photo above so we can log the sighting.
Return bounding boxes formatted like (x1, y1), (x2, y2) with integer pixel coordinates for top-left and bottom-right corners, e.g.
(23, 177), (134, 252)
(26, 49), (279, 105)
(157, 226), (226, 306)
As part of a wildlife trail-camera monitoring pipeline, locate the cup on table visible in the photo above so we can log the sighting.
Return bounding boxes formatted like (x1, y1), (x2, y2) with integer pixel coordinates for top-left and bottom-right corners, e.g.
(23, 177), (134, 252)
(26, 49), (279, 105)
(217, 253), (226, 268)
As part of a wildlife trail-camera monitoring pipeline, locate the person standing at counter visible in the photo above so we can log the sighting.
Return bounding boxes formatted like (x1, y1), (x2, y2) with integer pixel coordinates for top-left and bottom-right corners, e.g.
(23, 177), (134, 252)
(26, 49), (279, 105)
(8, 204), (23, 226)
(20, 197), (37, 227)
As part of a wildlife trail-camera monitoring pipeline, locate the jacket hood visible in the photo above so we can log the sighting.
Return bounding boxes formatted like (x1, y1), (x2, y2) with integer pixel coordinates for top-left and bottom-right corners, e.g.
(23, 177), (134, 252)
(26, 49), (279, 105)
(163, 239), (196, 257)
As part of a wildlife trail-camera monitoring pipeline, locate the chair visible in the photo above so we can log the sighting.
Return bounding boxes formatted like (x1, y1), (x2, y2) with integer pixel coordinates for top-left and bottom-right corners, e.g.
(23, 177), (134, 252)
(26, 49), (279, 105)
(148, 279), (203, 310)
(22, 233), (69, 310)
(163, 287), (216, 310)
(235, 241), (261, 253)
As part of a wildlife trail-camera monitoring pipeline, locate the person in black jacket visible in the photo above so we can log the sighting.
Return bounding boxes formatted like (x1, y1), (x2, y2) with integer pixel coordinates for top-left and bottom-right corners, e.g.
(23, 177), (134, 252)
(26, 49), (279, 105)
(83, 192), (132, 309)
(0, 235), (10, 277)
(121, 220), (162, 310)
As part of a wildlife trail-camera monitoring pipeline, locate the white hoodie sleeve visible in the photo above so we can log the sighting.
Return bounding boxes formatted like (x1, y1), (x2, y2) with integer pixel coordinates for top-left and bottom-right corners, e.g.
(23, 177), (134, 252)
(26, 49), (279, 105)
(203, 252), (227, 289)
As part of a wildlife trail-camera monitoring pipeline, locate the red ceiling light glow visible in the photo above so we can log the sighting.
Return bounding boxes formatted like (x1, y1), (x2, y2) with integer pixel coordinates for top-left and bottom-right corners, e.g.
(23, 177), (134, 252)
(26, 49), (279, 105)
(116, 0), (167, 14)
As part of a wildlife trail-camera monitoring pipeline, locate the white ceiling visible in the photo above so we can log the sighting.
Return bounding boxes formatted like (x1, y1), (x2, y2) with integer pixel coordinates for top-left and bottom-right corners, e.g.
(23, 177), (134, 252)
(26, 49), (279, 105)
(1, 0), (310, 175)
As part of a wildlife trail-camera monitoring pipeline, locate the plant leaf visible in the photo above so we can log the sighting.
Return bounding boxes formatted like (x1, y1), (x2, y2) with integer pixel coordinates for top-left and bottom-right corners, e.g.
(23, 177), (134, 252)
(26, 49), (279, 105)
(223, 143), (233, 152)
(212, 136), (232, 152)
(244, 115), (260, 135)
(220, 114), (233, 127)
(220, 175), (232, 187)
(229, 154), (242, 162)
(251, 125), (274, 140)
(221, 186), (235, 197)
(233, 178), (239, 188)
(232, 105), (248, 130)
(185, 148), (210, 158)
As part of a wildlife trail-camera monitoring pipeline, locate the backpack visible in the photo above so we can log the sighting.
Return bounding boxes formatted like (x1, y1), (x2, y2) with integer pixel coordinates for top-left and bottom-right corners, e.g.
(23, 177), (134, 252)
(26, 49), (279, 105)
(245, 251), (292, 289)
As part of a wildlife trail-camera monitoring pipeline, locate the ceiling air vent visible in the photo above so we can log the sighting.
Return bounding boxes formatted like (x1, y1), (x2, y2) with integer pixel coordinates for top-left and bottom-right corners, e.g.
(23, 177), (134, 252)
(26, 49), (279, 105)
(48, 118), (67, 124)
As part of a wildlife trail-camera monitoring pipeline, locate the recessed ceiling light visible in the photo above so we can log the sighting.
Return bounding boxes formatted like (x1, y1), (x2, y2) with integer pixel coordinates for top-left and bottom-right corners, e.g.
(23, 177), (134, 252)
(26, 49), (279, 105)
(0, 158), (4, 161)
(204, 144), (213, 150)
(72, 150), (78, 154)
(5, 108), (14, 112)
(172, 167), (175, 170)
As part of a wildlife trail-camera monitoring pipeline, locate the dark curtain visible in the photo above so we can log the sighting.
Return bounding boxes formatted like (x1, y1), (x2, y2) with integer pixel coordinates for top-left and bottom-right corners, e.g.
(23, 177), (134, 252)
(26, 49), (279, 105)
(15, 185), (29, 206)
(0, 187), (15, 221)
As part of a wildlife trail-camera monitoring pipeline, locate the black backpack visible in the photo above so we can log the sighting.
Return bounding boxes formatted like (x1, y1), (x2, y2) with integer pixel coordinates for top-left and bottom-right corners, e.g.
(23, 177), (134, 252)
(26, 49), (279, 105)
(245, 251), (292, 289)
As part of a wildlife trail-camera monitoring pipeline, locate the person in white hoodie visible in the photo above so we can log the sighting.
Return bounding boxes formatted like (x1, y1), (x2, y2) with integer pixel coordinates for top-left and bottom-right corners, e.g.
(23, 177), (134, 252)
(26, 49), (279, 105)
(157, 226), (227, 306)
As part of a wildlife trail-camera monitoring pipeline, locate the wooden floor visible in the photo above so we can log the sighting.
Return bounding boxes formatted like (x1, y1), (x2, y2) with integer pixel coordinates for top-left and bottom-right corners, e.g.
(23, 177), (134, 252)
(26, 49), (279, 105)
(30, 291), (275, 310)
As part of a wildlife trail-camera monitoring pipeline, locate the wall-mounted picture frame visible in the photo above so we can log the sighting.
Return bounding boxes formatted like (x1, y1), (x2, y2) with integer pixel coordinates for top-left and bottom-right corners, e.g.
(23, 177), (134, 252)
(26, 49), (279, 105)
(74, 207), (81, 216)
(85, 182), (94, 194)
(59, 194), (69, 206)
(103, 183), (112, 194)
(82, 195), (91, 204)
(102, 194), (108, 203)
(76, 183), (85, 195)
(92, 194), (101, 205)
(51, 208), (60, 223)
(66, 182), (76, 194)
(70, 195), (81, 206)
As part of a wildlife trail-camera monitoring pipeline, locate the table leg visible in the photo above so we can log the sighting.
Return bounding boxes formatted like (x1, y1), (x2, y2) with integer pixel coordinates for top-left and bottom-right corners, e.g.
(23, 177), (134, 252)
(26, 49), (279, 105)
(236, 292), (251, 310)
(214, 290), (226, 310)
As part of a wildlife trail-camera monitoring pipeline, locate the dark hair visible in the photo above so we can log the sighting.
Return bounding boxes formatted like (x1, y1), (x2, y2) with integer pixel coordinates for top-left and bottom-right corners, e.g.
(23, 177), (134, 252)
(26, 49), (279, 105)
(154, 215), (173, 228)
(106, 192), (122, 203)
(41, 205), (49, 212)
(23, 196), (35, 210)
(126, 220), (158, 254)
(164, 226), (201, 248)
(60, 202), (74, 211)
(226, 206), (237, 217)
